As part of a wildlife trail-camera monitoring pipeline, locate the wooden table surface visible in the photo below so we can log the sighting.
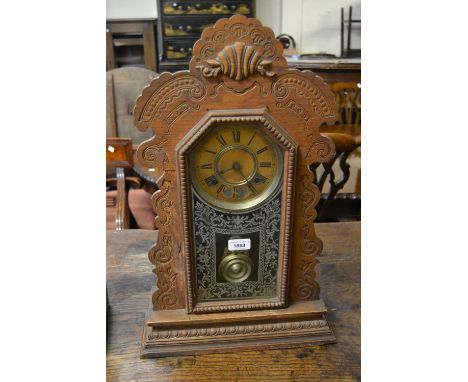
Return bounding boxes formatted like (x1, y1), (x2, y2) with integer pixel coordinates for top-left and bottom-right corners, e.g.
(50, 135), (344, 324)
(107, 222), (361, 381)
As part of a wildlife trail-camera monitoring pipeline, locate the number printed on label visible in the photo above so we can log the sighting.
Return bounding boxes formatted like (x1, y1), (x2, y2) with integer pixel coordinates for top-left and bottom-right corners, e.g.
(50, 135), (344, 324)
(228, 238), (251, 251)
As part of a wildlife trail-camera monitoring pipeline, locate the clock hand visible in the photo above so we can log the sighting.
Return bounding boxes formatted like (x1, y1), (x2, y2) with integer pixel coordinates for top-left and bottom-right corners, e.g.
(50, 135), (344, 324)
(233, 163), (258, 195)
(218, 166), (234, 175)
(219, 160), (240, 175)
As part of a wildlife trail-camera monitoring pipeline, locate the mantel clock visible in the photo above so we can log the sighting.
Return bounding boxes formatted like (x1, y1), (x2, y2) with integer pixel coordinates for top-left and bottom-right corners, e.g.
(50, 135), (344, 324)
(133, 15), (339, 357)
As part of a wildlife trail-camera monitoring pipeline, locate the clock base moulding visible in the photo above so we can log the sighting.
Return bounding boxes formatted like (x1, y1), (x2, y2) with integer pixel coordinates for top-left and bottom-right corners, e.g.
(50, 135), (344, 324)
(141, 299), (336, 358)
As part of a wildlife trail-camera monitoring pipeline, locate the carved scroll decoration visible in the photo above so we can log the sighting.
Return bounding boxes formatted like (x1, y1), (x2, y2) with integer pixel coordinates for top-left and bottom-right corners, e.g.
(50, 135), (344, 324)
(197, 42), (275, 80)
(275, 99), (311, 123)
(139, 75), (206, 123)
(272, 73), (334, 119)
(166, 102), (200, 128)
(306, 134), (335, 164)
(291, 165), (323, 300)
(142, 139), (169, 167)
(272, 71), (337, 164)
(148, 173), (179, 309)
(133, 71), (209, 311)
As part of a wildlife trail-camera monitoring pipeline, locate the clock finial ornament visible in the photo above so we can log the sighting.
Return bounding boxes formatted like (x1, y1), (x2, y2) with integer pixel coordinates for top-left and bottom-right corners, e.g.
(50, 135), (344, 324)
(196, 41), (275, 79)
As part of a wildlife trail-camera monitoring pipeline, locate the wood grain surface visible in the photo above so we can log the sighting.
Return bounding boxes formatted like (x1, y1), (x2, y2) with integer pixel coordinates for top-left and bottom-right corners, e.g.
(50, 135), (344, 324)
(106, 222), (360, 381)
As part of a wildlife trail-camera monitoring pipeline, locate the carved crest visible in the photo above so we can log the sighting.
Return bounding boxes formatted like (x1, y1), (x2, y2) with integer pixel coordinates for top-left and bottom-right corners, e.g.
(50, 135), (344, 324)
(197, 41), (274, 80)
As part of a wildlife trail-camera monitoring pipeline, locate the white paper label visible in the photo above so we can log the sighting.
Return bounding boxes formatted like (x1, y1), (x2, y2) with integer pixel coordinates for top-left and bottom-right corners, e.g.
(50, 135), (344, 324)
(228, 238), (251, 251)
(107, 145), (115, 153)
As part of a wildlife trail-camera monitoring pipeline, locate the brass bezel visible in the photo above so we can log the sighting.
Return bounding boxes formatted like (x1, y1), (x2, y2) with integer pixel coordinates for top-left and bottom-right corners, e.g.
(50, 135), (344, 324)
(188, 124), (284, 212)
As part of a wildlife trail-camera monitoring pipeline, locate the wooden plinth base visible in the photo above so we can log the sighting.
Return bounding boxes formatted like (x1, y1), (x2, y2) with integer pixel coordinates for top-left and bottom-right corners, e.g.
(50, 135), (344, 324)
(141, 300), (336, 358)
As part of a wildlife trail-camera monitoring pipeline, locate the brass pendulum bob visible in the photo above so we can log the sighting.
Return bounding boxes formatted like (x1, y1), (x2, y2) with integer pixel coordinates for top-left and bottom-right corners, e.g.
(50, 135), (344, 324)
(218, 244), (252, 283)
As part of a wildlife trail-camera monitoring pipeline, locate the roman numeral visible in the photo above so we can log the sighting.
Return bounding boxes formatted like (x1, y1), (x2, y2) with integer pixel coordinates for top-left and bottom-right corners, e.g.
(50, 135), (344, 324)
(204, 148), (216, 155)
(200, 163), (212, 169)
(254, 174), (267, 184)
(247, 182), (258, 194)
(215, 135), (227, 146)
(248, 133), (256, 146)
(256, 146), (268, 155)
(204, 175), (218, 186)
(216, 184), (226, 195)
(259, 162), (272, 168)
(232, 130), (241, 143)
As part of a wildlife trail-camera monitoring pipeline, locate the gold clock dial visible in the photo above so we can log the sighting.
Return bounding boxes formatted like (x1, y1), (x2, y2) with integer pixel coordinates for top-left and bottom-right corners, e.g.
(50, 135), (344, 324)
(190, 124), (283, 211)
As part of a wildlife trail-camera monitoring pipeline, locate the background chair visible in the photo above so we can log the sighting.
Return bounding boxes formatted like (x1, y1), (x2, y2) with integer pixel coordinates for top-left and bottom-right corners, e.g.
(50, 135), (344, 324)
(311, 133), (361, 222)
(322, 82), (361, 137)
(313, 81), (361, 221)
(106, 138), (135, 230)
(106, 67), (157, 142)
(106, 67), (159, 229)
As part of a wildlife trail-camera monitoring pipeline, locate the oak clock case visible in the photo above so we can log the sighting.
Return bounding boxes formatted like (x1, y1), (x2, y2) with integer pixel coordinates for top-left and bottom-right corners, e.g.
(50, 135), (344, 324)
(133, 14), (339, 357)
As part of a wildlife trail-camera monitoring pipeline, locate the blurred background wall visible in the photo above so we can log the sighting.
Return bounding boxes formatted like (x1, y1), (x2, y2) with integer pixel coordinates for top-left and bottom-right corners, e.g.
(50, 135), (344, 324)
(107, 0), (360, 56)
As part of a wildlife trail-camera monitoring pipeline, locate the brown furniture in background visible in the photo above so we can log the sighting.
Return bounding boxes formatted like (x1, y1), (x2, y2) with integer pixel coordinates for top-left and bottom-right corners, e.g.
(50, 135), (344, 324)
(106, 20), (158, 71)
(314, 81), (361, 221)
(106, 222), (361, 381)
(311, 133), (361, 222)
(106, 66), (159, 184)
(286, 58), (361, 84)
(156, 0), (254, 72)
(106, 138), (134, 230)
(106, 178), (156, 230)
(106, 67), (158, 229)
(323, 82), (361, 137)
(106, 67), (157, 143)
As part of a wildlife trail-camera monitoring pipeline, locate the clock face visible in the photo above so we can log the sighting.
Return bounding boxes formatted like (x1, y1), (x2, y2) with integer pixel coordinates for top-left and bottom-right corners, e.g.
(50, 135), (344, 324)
(190, 124), (283, 211)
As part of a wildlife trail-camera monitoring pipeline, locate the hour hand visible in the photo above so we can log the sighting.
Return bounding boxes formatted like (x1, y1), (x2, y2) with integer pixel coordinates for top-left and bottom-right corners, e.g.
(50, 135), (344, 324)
(235, 165), (257, 195)
(219, 166), (234, 175)
(219, 161), (240, 175)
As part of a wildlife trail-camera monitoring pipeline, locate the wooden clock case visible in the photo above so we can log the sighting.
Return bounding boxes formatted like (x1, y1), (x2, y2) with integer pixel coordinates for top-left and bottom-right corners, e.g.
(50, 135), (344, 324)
(133, 15), (339, 357)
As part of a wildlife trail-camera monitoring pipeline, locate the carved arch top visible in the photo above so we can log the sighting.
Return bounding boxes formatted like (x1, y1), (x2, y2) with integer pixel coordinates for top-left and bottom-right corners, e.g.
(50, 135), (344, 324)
(132, 16), (339, 171)
(190, 14), (287, 93)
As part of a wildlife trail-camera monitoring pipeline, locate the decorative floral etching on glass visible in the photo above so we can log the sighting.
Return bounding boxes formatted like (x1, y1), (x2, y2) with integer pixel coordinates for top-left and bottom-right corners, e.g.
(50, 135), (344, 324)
(192, 189), (282, 301)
